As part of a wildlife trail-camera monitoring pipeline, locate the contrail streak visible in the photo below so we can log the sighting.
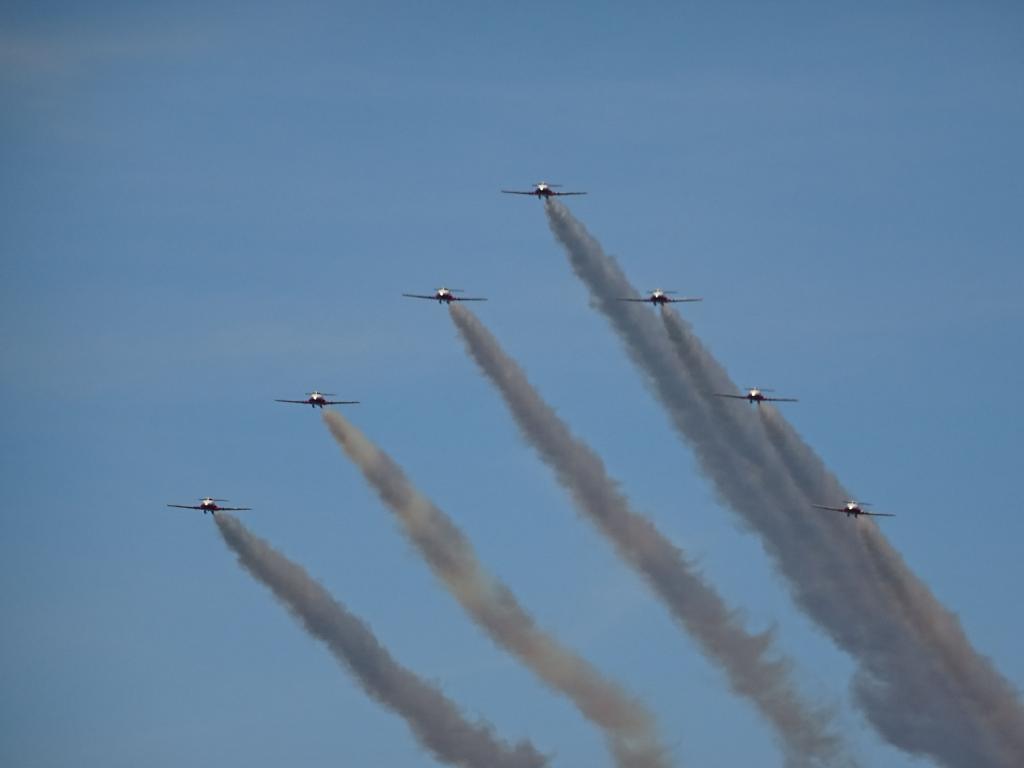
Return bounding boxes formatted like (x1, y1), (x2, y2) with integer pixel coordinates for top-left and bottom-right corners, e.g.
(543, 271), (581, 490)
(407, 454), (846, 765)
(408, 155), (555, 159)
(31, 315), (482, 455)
(544, 199), (1024, 768)
(213, 513), (549, 768)
(761, 407), (1024, 764)
(450, 302), (849, 768)
(323, 410), (671, 768)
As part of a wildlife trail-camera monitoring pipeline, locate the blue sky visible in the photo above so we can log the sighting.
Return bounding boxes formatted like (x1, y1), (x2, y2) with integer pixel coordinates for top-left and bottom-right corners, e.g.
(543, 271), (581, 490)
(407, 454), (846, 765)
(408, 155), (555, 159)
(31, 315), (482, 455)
(2, 2), (1022, 766)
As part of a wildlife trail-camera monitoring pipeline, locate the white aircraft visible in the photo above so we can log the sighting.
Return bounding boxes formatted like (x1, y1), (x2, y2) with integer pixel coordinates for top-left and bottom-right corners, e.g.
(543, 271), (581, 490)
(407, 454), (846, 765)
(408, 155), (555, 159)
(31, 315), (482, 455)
(275, 391), (359, 409)
(812, 501), (895, 519)
(402, 287), (487, 304)
(167, 497), (251, 515)
(714, 388), (798, 404)
(618, 289), (703, 306)
(501, 182), (587, 199)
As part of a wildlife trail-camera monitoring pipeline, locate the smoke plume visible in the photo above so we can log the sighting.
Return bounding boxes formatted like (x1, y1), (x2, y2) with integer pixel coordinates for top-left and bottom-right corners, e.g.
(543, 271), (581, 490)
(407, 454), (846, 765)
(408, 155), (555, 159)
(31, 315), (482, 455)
(761, 407), (1024, 764)
(544, 199), (1024, 768)
(323, 411), (672, 768)
(214, 513), (549, 768)
(450, 302), (850, 768)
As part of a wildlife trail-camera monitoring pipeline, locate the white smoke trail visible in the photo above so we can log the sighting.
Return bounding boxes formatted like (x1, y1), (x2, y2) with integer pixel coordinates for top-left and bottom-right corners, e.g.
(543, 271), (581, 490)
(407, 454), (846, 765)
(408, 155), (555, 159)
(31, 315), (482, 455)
(214, 513), (549, 768)
(760, 407), (1024, 764)
(544, 200), (1024, 768)
(450, 302), (851, 768)
(322, 410), (672, 768)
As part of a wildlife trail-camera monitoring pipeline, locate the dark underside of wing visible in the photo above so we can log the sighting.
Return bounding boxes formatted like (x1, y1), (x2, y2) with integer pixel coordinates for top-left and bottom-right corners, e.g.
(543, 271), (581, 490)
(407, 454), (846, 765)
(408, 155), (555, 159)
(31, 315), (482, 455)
(714, 394), (748, 399)
(167, 504), (201, 509)
(553, 191), (586, 196)
(500, 191), (535, 195)
(453, 297), (487, 302)
(402, 294), (437, 300)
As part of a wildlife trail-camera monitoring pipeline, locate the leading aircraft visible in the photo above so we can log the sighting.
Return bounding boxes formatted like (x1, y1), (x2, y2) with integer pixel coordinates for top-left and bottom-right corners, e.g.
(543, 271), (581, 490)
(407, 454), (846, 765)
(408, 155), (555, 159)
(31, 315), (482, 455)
(167, 497), (251, 515)
(714, 388), (798, 404)
(275, 391), (359, 408)
(812, 501), (895, 519)
(618, 289), (703, 306)
(501, 182), (587, 199)
(402, 287), (487, 304)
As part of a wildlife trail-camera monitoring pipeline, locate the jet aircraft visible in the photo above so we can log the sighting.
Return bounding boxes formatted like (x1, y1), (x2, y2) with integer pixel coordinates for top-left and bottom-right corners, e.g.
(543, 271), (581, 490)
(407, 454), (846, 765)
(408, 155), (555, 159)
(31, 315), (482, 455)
(501, 182), (586, 199)
(402, 287), (487, 304)
(812, 501), (895, 519)
(714, 388), (798, 405)
(167, 497), (251, 515)
(275, 391), (359, 408)
(618, 289), (702, 306)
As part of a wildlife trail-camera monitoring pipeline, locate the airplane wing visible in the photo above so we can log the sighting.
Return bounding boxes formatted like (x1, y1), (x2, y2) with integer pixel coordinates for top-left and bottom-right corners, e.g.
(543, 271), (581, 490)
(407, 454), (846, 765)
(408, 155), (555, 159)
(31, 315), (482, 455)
(811, 505), (846, 513)
(402, 293), (439, 300)
(275, 399), (310, 404)
(552, 191), (587, 196)
(862, 511), (896, 518)
(667, 297), (703, 303)
(713, 394), (749, 400)
(167, 504), (202, 510)
(764, 397), (799, 402)
(323, 400), (360, 405)
(616, 298), (651, 302)
(500, 190), (536, 195)
(218, 506), (252, 512)
(451, 297), (487, 302)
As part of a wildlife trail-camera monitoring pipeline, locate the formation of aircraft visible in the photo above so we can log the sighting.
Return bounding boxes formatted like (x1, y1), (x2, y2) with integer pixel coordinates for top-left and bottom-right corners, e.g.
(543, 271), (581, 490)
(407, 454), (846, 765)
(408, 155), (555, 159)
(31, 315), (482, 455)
(812, 501), (895, 519)
(714, 388), (798, 405)
(618, 289), (702, 306)
(501, 182), (587, 199)
(168, 185), (899, 525)
(275, 391), (359, 408)
(167, 497), (251, 515)
(402, 287), (488, 304)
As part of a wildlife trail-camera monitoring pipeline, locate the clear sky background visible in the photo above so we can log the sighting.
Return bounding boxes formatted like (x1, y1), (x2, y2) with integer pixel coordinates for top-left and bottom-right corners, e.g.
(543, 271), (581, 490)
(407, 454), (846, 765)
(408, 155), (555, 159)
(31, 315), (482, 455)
(2, 2), (1022, 767)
